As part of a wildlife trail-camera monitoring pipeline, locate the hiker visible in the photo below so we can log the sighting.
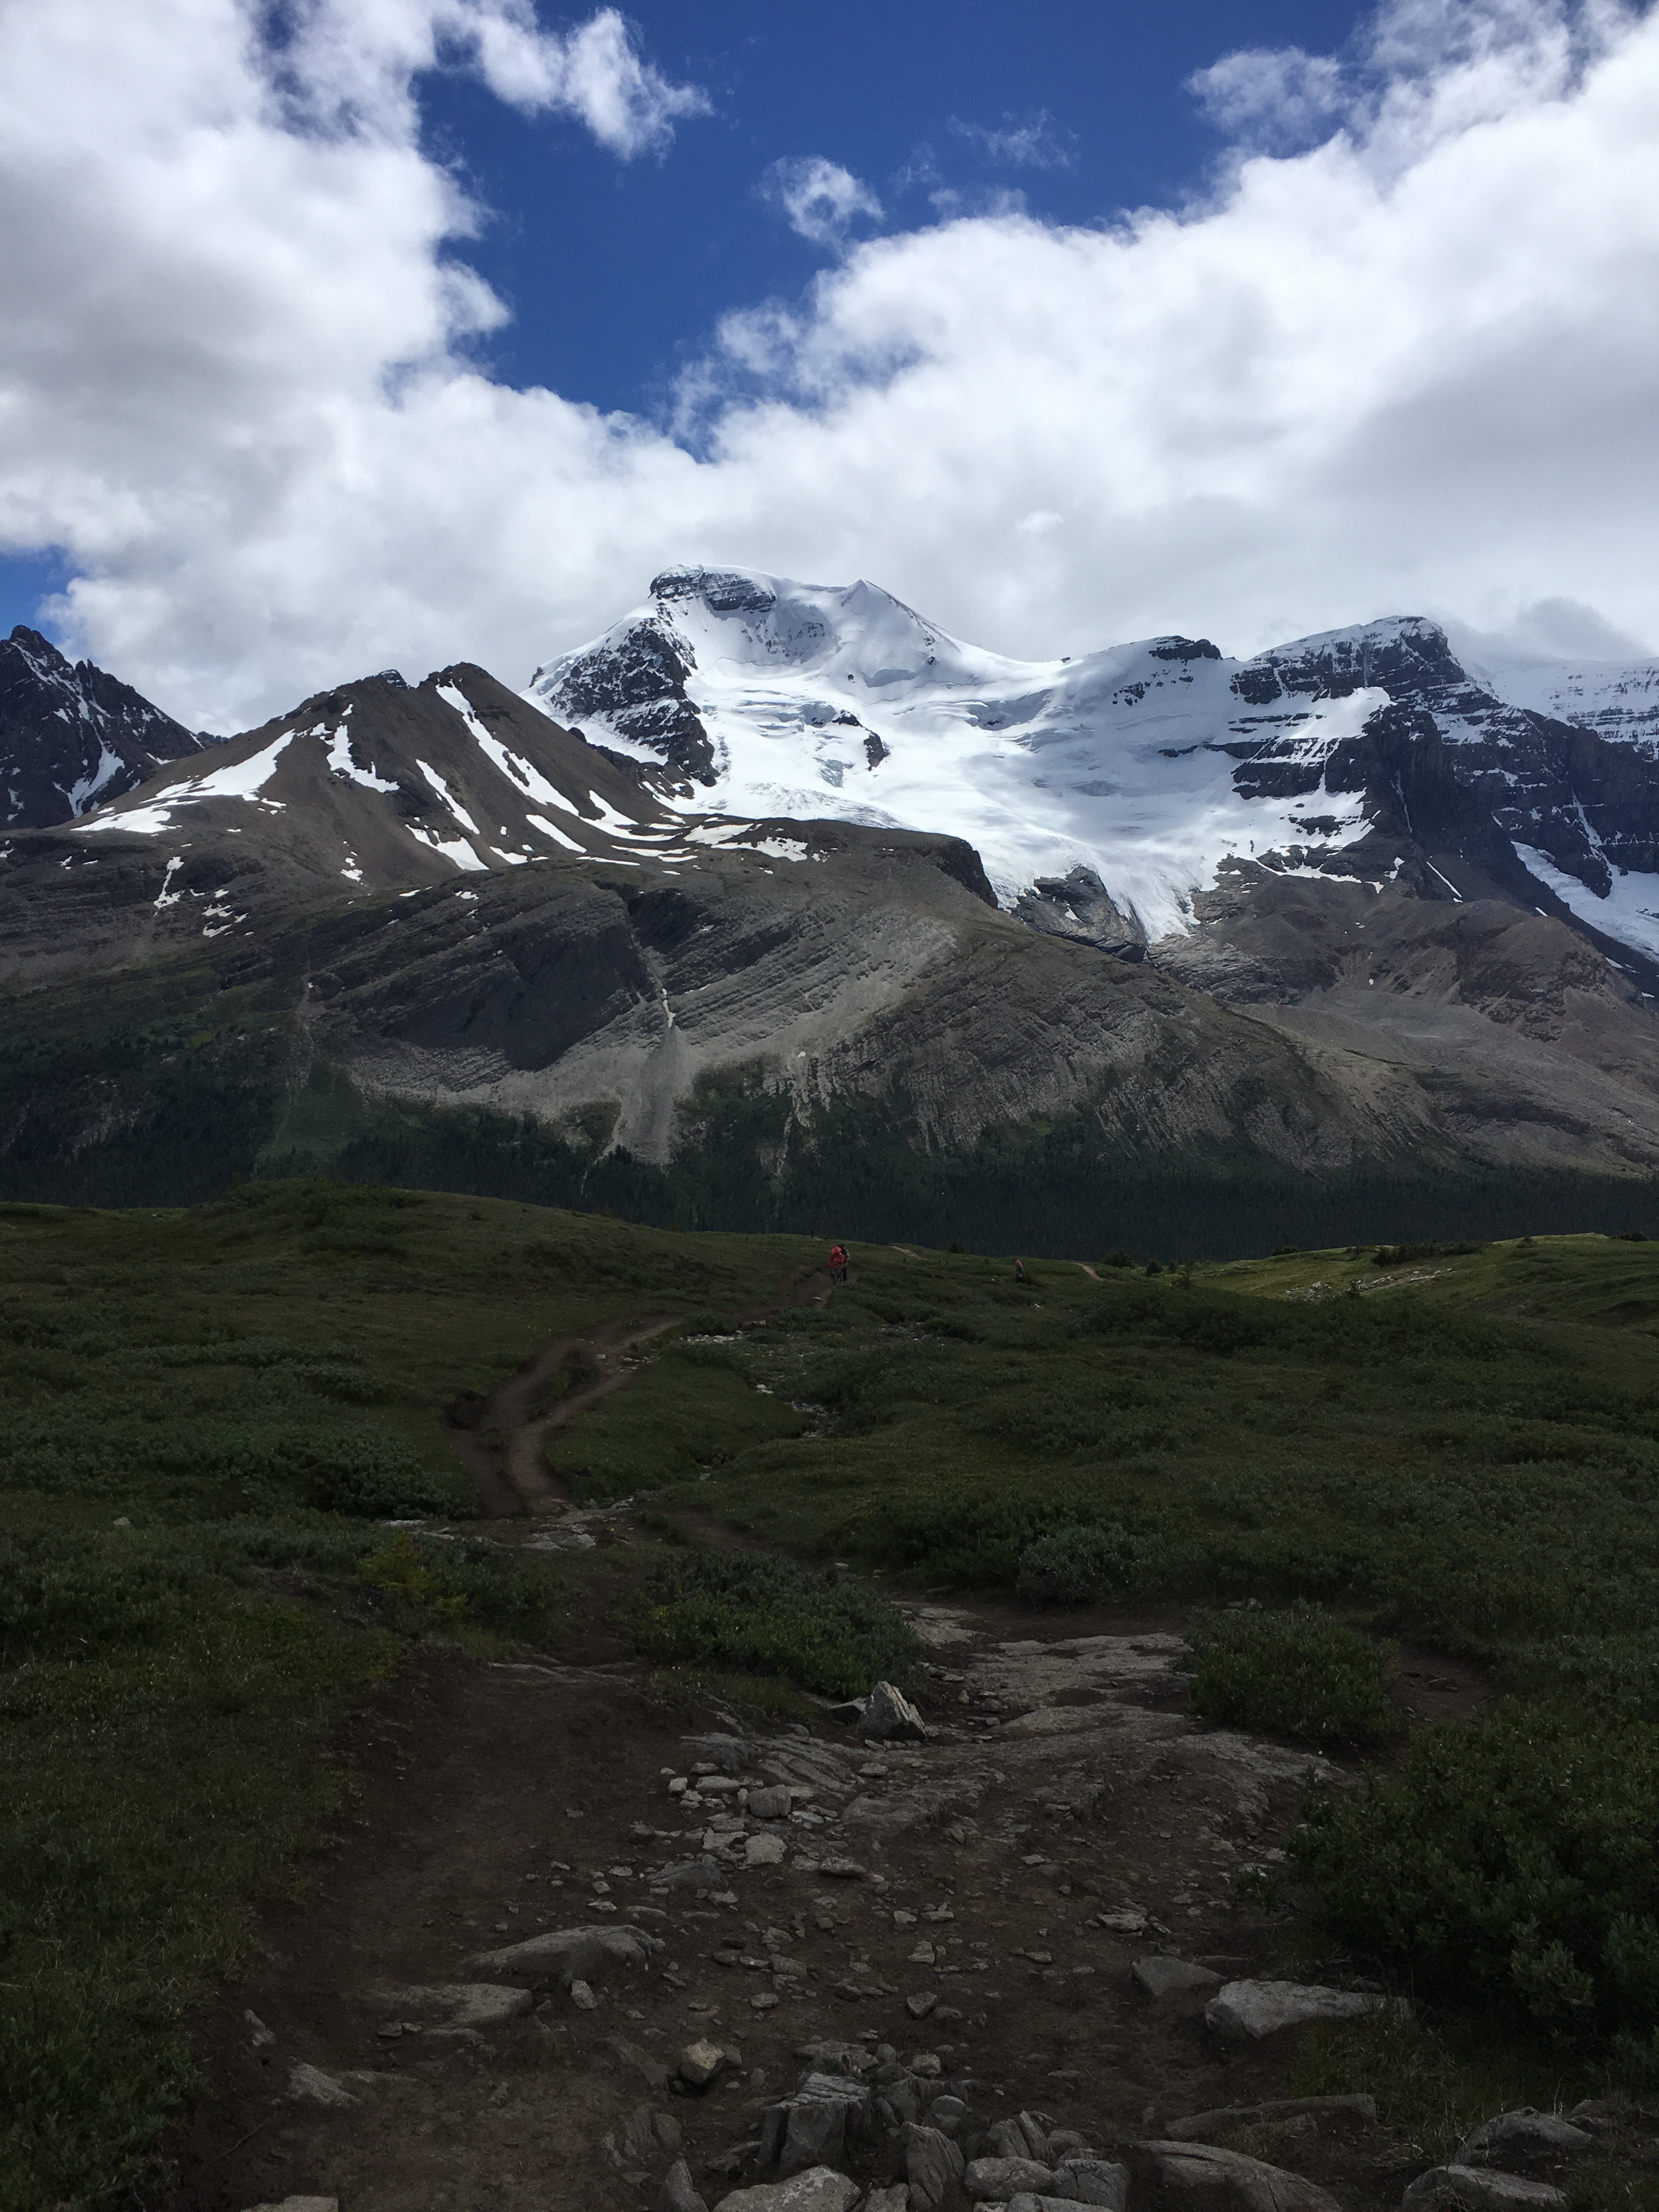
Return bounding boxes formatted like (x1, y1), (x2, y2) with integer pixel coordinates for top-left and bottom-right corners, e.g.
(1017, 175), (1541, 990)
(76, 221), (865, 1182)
(829, 1242), (848, 1285)
(1014, 1257), (1025, 1283)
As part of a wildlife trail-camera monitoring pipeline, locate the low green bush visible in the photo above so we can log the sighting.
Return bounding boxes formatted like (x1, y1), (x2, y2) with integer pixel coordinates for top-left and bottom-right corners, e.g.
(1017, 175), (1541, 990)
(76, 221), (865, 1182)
(1187, 1607), (1403, 1748)
(1293, 1701), (1659, 2058)
(1016, 1522), (1169, 1605)
(630, 1550), (919, 1697)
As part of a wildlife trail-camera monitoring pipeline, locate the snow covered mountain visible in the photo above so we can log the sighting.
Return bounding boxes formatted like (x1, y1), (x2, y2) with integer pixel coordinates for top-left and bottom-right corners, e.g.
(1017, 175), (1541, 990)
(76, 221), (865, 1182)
(7, 602), (1659, 1232)
(530, 567), (1659, 965)
(0, 625), (216, 828)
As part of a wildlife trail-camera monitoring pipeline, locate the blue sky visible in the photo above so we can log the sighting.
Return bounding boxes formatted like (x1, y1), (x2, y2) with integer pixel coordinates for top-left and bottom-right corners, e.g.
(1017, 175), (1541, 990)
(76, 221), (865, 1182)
(4, 0), (1655, 725)
(1, 0), (1369, 647)
(417, 1), (1368, 414)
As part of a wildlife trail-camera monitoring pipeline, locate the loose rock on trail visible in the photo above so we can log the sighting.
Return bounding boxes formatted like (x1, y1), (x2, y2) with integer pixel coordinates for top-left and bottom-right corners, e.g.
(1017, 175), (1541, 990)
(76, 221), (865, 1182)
(159, 1594), (1514, 2212)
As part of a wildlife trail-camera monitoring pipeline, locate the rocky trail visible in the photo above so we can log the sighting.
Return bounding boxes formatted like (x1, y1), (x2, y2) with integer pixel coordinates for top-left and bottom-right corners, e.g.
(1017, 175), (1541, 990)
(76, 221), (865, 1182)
(158, 1290), (1624, 2212)
(156, 1594), (1610, 2212)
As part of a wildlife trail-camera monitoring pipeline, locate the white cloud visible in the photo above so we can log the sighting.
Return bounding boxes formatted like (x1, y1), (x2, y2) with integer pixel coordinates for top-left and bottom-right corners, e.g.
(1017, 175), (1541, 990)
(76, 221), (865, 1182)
(1, 0), (1656, 733)
(762, 156), (884, 251)
(1188, 47), (1347, 145)
(284, 0), (708, 156)
(950, 110), (1076, 170)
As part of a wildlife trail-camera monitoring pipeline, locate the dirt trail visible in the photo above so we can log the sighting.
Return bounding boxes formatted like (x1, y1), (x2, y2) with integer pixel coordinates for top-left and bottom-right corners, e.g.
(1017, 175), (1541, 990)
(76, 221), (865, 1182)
(159, 1600), (1465, 2212)
(447, 1262), (837, 1519)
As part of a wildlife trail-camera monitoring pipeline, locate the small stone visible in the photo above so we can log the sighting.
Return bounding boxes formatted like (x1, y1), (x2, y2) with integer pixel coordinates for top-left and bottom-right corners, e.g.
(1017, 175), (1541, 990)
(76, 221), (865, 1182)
(906, 1992), (938, 2019)
(669, 1776), (689, 1795)
(714, 2170), (862, 2212)
(679, 2038), (727, 2089)
(285, 2063), (356, 2108)
(1454, 2114), (1595, 2170)
(817, 1857), (866, 1880)
(1098, 1908), (1148, 1933)
(752, 1992), (782, 2011)
(1205, 1980), (1383, 2042)
(657, 2158), (710, 2212)
(966, 2155), (1055, 2199)
(910, 2053), (942, 2077)
(746, 1833), (787, 1868)
(570, 1980), (597, 2011)
(1134, 1957), (1224, 2001)
(859, 1682), (928, 1743)
(607, 2034), (672, 2092)
(244, 2009), (275, 2047)
(893, 1910), (918, 1928)
(748, 1786), (793, 1820)
(1402, 2169), (1567, 2212)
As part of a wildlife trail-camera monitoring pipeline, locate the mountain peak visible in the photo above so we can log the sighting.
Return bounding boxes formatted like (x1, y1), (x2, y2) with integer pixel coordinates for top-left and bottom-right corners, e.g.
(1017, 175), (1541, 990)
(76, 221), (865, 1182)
(1, 625), (216, 829)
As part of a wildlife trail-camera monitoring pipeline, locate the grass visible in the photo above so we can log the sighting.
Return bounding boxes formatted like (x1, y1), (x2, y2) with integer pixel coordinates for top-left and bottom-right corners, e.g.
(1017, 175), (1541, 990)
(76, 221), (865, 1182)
(629, 1549), (921, 1699)
(1186, 1607), (1404, 1750)
(0, 1180), (816, 2212)
(560, 1234), (1659, 1675)
(9, 1191), (1659, 2202)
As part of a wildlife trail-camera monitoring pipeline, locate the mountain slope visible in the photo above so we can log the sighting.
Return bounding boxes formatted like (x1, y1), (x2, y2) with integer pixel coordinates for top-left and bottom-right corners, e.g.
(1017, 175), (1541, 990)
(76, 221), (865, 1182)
(530, 568), (1659, 970)
(1, 611), (1657, 1245)
(0, 625), (216, 828)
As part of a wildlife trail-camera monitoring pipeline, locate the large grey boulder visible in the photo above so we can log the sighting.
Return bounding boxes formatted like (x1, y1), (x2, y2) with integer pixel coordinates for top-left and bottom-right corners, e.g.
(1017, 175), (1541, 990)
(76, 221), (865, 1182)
(1131, 2140), (1343, 2212)
(471, 1921), (663, 1985)
(1204, 1980), (1380, 2042)
(658, 2160), (711, 2212)
(1453, 2114), (1594, 2170)
(778, 2073), (874, 2177)
(859, 1681), (928, 1743)
(1053, 2158), (1131, 2208)
(1135, 1957), (1224, 2000)
(907, 2123), (967, 2211)
(1008, 2199), (1120, 2212)
(714, 2171), (862, 2212)
(1401, 2168), (1566, 2212)
(967, 2154), (1057, 2198)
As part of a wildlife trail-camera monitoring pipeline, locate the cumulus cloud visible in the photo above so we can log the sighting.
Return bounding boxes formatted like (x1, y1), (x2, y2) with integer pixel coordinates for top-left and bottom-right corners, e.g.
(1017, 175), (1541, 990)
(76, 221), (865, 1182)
(762, 156), (884, 251)
(950, 109), (1076, 170)
(1188, 47), (1347, 145)
(1, 0), (1656, 731)
(284, 0), (709, 155)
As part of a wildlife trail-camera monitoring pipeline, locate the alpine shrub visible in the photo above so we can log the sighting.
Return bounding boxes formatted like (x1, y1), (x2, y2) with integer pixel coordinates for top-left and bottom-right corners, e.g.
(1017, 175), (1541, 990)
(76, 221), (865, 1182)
(631, 1551), (919, 1697)
(1187, 1606), (1403, 1749)
(1293, 1701), (1659, 2053)
(1016, 1522), (1167, 1605)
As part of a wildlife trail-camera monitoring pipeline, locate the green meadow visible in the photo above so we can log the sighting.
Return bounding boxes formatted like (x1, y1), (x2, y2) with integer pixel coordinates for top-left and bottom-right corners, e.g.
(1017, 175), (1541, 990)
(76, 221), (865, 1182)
(5, 1184), (1659, 2206)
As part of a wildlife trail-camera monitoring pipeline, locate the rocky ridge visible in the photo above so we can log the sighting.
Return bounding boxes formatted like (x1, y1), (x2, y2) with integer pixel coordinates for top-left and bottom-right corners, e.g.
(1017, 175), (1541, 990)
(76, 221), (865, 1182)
(0, 623), (215, 828)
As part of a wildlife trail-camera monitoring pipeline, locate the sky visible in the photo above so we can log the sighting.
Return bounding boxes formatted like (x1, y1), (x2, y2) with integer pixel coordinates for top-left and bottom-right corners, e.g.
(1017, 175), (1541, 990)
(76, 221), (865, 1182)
(1, 0), (1656, 730)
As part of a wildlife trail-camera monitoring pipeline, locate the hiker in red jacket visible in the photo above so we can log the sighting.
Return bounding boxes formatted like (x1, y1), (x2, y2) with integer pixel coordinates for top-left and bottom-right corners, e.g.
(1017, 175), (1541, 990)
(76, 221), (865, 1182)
(828, 1242), (848, 1285)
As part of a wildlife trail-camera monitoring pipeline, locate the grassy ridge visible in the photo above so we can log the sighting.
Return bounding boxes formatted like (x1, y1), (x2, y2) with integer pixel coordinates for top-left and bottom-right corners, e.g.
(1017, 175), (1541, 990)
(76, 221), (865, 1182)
(563, 1234), (1659, 1667)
